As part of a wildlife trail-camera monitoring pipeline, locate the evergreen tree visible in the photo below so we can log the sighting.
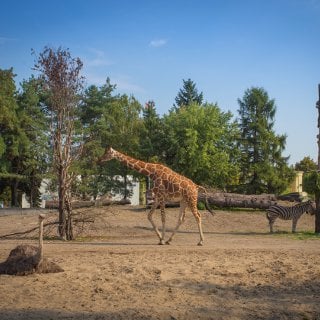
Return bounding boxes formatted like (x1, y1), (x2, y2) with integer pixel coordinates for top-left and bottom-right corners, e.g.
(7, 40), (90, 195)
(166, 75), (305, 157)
(17, 77), (49, 206)
(78, 79), (116, 199)
(0, 68), (25, 206)
(174, 78), (203, 110)
(237, 87), (295, 194)
(295, 156), (317, 172)
(103, 94), (142, 199)
(80, 82), (143, 200)
(139, 100), (163, 162)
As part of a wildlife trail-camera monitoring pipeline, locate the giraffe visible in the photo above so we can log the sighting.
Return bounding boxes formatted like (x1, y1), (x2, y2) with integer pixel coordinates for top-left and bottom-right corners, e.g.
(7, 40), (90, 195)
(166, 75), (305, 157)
(99, 147), (214, 246)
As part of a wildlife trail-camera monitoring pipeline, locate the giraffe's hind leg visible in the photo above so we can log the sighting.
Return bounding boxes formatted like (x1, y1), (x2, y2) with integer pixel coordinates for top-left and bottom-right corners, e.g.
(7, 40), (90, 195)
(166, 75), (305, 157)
(147, 200), (164, 244)
(193, 209), (204, 246)
(165, 201), (187, 245)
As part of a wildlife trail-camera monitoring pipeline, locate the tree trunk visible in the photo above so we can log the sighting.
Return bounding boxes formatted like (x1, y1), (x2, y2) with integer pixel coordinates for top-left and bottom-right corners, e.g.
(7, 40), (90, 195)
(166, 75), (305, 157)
(315, 194), (320, 233)
(198, 192), (277, 210)
(316, 83), (320, 233)
(58, 167), (67, 239)
(10, 179), (19, 207)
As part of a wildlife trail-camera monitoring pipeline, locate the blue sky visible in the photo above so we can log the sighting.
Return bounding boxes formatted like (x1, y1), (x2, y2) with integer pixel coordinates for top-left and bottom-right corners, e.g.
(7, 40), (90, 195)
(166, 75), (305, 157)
(1, 0), (320, 165)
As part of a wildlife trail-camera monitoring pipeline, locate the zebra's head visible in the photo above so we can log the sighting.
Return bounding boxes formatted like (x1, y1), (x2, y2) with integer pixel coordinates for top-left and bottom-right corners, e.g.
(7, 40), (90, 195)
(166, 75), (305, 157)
(305, 200), (316, 215)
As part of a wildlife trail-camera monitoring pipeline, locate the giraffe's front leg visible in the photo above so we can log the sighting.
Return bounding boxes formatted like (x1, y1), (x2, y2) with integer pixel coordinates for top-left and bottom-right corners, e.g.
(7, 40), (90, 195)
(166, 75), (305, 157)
(147, 200), (164, 244)
(160, 202), (166, 245)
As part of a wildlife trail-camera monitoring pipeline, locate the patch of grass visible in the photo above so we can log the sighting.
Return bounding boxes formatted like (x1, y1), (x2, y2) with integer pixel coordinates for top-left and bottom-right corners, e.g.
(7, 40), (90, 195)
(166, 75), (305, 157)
(272, 231), (320, 240)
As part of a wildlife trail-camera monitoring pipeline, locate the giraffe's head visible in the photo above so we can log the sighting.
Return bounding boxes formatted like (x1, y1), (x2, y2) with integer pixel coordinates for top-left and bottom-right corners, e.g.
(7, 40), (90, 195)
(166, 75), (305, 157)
(98, 146), (116, 163)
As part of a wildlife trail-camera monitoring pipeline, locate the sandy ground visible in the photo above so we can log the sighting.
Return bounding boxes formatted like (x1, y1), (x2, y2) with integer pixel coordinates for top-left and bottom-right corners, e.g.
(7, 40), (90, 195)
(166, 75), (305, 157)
(0, 205), (319, 320)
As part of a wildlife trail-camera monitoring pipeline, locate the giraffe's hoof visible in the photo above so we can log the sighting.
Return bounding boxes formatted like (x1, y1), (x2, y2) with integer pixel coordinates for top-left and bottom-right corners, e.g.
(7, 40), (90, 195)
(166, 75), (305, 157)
(197, 242), (203, 246)
(158, 240), (165, 245)
(165, 241), (171, 245)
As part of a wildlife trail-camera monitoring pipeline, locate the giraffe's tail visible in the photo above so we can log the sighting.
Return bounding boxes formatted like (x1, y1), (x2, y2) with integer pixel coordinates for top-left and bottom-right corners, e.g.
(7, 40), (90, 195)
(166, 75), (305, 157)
(198, 186), (215, 216)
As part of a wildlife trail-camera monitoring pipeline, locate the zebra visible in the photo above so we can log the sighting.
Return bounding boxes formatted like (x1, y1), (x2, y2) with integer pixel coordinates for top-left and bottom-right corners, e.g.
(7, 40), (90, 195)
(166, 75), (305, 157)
(266, 200), (315, 233)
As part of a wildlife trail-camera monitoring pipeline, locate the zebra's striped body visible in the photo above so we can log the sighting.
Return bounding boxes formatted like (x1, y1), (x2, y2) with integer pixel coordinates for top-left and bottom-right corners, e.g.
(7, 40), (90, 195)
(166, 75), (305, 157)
(266, 200), (315, 233)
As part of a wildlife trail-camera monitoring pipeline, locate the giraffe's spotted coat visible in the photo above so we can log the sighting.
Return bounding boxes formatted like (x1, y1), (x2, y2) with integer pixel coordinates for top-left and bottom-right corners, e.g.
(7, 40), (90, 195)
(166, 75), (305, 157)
(99, 147), (211, 245)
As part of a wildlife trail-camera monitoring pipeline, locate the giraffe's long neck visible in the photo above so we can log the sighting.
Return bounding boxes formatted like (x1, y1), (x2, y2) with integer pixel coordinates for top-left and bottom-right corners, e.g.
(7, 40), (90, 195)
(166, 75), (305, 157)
(112, 150), (154, 177)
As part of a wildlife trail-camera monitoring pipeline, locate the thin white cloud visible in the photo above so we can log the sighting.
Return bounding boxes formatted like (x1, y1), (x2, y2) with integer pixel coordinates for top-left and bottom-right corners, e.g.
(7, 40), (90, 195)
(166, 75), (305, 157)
(0, 36), (16, 45)
(85, 73), (145, 94)
(114, 75), (146, 93)
(85, 73), (107, 86)
(149, 39), (167, 48)
(84, 48), (113, 67)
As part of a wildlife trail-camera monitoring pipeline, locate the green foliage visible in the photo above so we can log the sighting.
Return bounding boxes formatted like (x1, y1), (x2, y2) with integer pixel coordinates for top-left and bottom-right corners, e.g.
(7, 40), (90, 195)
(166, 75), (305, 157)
(174, 78), (203, 110)
(236, 87), (294, 194)
(16, 77), (49, 206)
(79, 80), (143, 199)
(162, 103), (240, 188)
(0, 68), (19, 166)
(303, 171), (320, 197)
(295, 156), (317, 172)
(139, 100), (164, 162)
(0, 70), (49, 206)
(0, 62), (304, 207)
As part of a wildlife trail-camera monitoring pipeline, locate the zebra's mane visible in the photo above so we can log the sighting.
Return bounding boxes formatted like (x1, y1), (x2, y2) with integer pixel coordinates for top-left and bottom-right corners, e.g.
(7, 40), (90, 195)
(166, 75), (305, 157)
(293, 200), (311, 208)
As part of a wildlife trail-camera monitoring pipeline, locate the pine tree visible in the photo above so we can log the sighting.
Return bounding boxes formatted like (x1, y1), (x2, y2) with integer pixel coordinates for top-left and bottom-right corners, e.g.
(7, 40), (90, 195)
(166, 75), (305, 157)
(237, 87), (294, 194)
(0, 68), (25, 206)
(174, 78), (203, 109)
(17, 77), (49, 207)
(140, 101), (163, 162)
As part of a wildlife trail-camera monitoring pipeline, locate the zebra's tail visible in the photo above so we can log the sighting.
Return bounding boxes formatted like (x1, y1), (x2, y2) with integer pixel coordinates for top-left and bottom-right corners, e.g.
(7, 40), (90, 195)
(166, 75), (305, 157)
(198, 186), (215, 216)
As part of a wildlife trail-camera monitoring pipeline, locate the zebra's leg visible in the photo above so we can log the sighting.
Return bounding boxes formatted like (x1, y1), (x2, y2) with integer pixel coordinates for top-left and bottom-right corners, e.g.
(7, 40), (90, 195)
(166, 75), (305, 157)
(292, 218), (298, 233)
(266, 212), (274, 233)
(269, 220), (274, 233)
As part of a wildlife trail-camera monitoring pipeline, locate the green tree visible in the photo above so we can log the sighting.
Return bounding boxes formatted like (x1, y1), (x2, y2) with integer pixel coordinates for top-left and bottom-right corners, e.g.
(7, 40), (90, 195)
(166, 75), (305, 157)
(174, 78), (203, 110)
(237, 87), (295, 194)
(138, 100), (164, 192)
(102, 94), (142, 199)
(78, 79), (117, 200)
(139, 100), (164, 162)
(0, 68), (26, 206)
(80, 83), (143, 200)
(295, 156), (317, 172)
(162, 103), (239, 188)
(16, 77), (49, 207)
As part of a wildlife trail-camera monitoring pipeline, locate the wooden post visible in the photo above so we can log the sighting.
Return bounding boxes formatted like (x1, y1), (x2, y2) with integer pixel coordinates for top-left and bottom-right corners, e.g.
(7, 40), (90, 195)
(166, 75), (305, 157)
(316, 84), (320, 233)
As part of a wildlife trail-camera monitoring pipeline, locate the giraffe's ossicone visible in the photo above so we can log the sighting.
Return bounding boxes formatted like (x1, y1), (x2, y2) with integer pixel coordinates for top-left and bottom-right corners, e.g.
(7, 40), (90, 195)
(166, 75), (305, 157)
(99, 147), (214, 246)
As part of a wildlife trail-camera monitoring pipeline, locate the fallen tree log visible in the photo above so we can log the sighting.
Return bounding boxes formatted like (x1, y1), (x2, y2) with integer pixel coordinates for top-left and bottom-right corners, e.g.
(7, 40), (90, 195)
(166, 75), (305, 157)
(45, 198), (131, 209)
(198, 192), (277, 210)
(146, 192), (277, 210)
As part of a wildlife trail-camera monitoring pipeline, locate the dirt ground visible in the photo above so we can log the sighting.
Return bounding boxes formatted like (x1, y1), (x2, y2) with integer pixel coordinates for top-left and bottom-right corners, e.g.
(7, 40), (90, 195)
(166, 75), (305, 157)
(0, 205), (319, 320)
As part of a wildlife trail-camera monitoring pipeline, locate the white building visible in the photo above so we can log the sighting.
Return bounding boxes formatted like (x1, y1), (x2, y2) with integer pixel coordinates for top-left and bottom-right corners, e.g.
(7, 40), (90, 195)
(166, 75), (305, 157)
(21, 176), (140, 208)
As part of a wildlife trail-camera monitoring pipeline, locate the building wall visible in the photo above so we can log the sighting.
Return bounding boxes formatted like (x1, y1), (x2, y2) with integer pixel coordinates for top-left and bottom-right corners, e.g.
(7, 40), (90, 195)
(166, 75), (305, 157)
(289, 171), (304, 193)
(21, 176), (140, 208)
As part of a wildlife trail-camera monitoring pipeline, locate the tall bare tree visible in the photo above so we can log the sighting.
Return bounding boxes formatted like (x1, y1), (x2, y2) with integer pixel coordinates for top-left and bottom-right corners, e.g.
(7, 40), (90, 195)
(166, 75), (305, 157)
(316, 84), (320, 233)
(34, 47), (84, 240)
